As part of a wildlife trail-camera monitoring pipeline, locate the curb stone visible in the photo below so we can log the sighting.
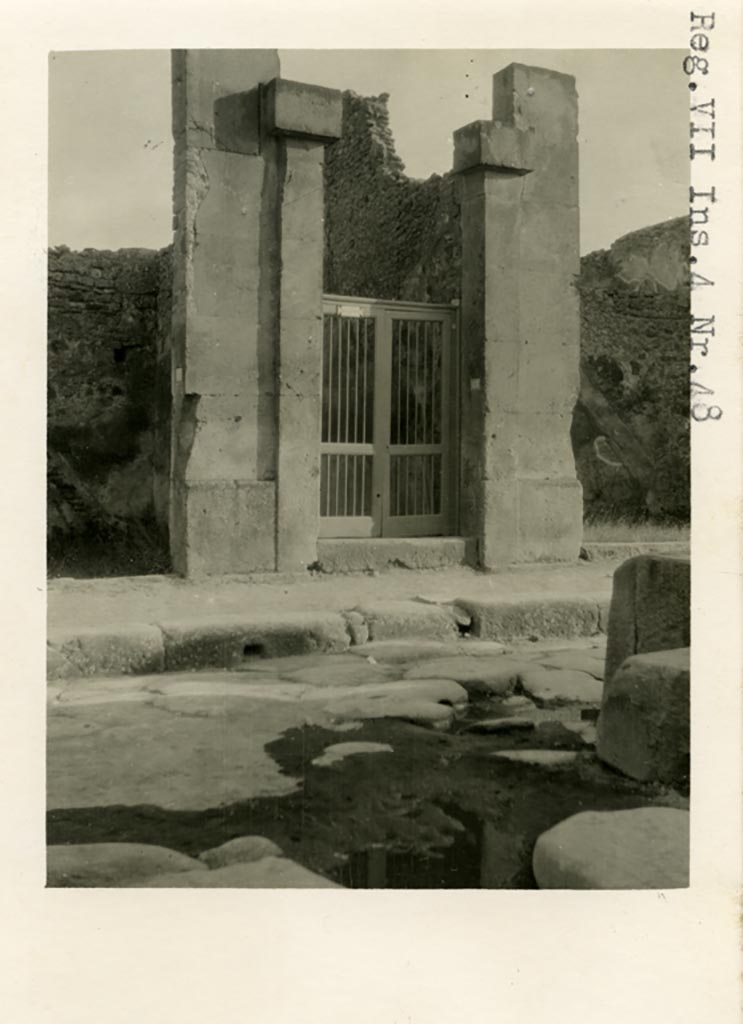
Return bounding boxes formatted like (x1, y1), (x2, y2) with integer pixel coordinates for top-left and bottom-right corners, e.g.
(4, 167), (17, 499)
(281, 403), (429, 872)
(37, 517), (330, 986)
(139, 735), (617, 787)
(48, 596), (610, 681)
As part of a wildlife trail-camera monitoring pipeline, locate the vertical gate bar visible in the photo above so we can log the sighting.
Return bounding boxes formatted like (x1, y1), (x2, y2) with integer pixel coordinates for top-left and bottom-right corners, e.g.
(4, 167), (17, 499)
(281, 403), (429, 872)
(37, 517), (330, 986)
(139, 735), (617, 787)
(337, 317), (343, 443)
(329, 315), (335, 443)
(394, 321), (400, 445)
(344, 319), (351, 444)
(423, 321), (428, 445)
(414, 321), (420, 445)
(433, 321), (440, 444)
(405, 322), (411, 447)
(361, 454), (367, 515)
(362, 320), (367, 444)
(353, 319), (359, 443)
(352, 454), (357, 516)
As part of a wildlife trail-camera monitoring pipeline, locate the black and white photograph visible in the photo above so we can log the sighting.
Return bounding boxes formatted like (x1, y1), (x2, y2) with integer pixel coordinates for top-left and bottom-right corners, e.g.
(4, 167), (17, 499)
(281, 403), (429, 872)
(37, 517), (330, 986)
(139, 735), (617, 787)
(44, 46), (699, 890)
(3, 4), (741, 1019)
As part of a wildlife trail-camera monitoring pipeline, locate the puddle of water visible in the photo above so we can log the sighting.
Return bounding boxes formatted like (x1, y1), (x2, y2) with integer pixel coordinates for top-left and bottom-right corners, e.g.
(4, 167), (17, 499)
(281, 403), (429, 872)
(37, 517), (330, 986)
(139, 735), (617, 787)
(332, 804), (533, 889)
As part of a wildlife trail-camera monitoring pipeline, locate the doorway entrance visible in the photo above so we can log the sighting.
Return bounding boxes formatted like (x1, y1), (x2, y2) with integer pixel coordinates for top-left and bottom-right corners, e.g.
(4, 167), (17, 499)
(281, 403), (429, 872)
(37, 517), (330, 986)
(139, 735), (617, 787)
(319, 295), (458, 538)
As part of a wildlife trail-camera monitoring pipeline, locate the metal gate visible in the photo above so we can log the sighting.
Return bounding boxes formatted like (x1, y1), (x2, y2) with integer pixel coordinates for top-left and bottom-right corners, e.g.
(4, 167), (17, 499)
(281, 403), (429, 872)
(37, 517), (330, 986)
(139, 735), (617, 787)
(319, 295), (458, 538)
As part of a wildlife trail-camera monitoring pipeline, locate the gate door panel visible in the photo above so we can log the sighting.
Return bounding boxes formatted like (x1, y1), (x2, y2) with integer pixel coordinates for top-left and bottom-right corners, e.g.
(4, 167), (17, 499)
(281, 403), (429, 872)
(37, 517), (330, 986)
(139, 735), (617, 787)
(385, 311), (452, 537)
(320, 296), (457, 539)
(320, 304), (378, 537)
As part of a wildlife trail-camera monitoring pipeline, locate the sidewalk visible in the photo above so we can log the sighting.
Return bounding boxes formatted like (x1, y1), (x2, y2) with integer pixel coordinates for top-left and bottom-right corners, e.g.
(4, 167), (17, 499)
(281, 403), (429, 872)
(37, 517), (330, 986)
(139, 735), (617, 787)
(48, 538), (691, 680)
(48, 557), (629, 679)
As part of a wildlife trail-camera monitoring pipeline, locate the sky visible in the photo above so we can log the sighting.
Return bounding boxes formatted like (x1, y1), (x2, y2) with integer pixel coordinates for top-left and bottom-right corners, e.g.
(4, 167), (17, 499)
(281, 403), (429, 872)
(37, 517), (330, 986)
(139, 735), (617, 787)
(48, 49), (688, 255)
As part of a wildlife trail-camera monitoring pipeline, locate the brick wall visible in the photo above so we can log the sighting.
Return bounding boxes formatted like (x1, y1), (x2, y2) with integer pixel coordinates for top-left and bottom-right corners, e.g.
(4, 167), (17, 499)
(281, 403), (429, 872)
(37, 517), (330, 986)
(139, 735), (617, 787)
(47, 245), (171, 575)
(324, 92), (460, 303)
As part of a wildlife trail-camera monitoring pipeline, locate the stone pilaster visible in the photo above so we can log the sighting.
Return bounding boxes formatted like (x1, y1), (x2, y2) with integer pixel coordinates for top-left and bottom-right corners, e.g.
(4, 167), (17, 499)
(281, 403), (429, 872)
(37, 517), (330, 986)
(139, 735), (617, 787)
(454, 63), (583, 568)
(170, 49), (281, 576)
(263, 79), (342, 571)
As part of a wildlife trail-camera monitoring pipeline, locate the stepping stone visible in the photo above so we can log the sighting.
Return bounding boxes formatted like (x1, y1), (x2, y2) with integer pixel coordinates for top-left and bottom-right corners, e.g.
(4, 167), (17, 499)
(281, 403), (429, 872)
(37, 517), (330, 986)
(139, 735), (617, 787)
(134, 857), (342, 888)
(405, 656), (527, 696)
(199, 836), (284, 868)
(47, 843), (203, 887)
(532, 807), (689, 889)
(519, 667), (603, 705)
(492, 750), (578, 766)
(464, 717), (535, 734)
(311, 741), (394, 767)
(597, 648), (689, 785)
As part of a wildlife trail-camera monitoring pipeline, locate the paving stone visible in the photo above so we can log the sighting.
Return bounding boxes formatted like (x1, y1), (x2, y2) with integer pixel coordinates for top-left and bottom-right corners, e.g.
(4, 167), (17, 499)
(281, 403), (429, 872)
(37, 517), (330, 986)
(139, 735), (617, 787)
(198, 836), (284, 868)
(146, 677), (304, 701)
(48, 694), (319, 811)
(532, 807), (689, 889)
(562, 721), (598, 745)
(464, 717), (535, 734)
(537, 650), (605, 679)
(604, 555), (690, 682)
(492, 750), (578, 766)
(47, 843), (202, 887)
(239, 653), (361, 675)
(327, 695), (456, 729)
(134, 856), (342, 888)
(283, 660), (392, 687)
(312, 742), (394, 767)
(348, 640), (507, 662)
(499, 695), (537, 711)
(404, 656), (527, 695)
(319, 678), (468, 707)
(519, 667), (603, 705)
(597, 648), (689, 785)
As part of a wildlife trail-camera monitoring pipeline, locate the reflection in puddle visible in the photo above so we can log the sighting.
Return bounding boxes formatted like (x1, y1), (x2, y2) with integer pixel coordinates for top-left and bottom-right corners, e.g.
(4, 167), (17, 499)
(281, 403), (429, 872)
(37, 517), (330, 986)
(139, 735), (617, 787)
(333, 805), (532, 889)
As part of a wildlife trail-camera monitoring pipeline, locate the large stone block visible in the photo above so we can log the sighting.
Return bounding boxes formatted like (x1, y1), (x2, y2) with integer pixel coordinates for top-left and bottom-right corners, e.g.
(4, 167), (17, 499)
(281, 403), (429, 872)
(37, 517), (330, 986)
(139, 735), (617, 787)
(597, 647), (690, 785)
(455, 595), (601, 641)
(172, 49), (280, 150)
(180, 480), (276, 575)
(604, 555), (690, 682)
(453, 121), (534, 174)
(532, 807), (689, 889)
(516, 477), (583, 562)
(47, 843), (202, 887)
(47, 624), (165, 679)
(354, 601), (458, 642)
(159, 610), (349, 670)
(133, 856), (341, 888)
(263, 78), (342, 141)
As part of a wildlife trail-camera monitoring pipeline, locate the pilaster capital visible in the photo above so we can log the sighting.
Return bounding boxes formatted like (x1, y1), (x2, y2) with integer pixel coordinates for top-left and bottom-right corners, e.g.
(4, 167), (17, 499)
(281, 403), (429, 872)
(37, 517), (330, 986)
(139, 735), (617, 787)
(453, 120), (534, 175)
(263, 78), (343, 143)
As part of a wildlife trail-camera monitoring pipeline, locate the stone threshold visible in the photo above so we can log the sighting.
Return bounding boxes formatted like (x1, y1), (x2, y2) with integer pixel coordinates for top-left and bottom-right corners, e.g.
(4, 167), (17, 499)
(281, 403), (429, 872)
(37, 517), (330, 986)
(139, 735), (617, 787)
(316, 537), (473, 573)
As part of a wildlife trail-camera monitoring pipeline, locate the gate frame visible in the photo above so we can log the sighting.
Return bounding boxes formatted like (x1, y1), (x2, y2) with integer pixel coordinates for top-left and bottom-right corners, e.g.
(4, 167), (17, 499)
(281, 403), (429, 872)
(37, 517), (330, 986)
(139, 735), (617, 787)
(320, 293), (461, 541)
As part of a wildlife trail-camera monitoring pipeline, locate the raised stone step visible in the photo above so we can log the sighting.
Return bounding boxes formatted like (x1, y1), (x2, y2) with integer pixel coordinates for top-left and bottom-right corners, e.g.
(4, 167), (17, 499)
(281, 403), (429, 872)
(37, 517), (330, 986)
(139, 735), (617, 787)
(597, 647), (690, 786)
(316, 537), (469, 573)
